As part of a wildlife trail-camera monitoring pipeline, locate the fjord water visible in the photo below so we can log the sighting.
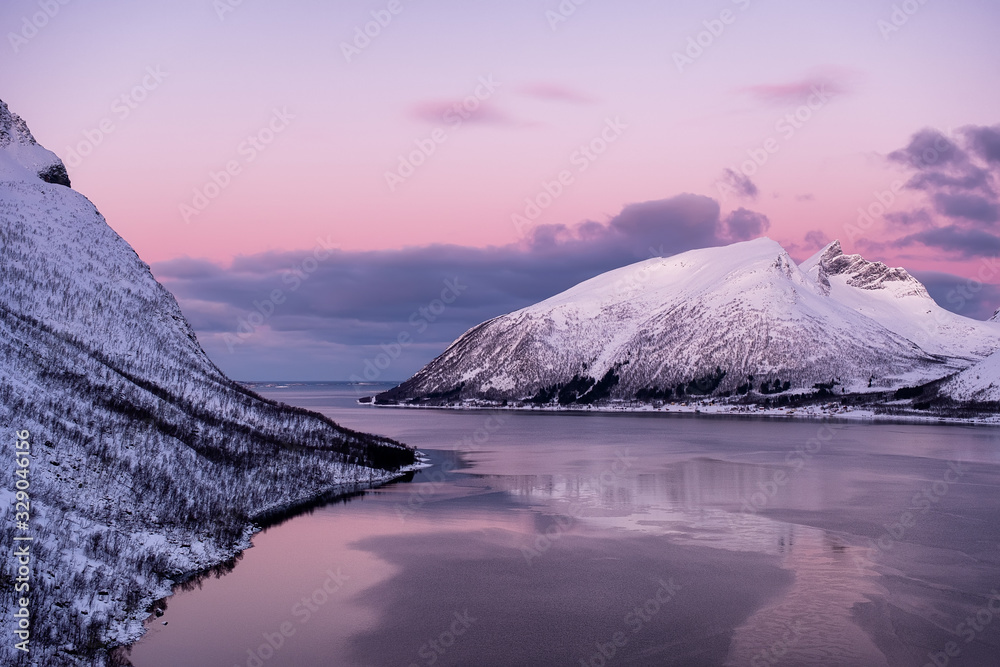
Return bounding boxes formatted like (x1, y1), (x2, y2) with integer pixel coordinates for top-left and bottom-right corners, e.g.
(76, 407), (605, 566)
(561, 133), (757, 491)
(127, 384), (1000, 667)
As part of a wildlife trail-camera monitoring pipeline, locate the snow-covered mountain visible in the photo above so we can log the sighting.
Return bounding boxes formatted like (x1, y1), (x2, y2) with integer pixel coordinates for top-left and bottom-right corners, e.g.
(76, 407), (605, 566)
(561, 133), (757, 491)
(0, 99), (415, 666)
(377, 238), (1000, 406)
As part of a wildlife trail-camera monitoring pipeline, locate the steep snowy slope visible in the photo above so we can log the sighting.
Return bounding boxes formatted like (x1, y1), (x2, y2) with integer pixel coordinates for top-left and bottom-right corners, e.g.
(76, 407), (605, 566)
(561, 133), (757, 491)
(0, 99), (415, 667)
(378, 238), (982, 406)
(801, 241), (1000, 360)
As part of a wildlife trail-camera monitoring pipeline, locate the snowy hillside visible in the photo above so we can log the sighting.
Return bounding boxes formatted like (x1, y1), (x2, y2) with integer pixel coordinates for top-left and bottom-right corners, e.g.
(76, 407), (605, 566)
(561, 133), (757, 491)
(378, 238), (1000, 407)
(0, 99), (415, 666)
(940, 350), (1000, 403)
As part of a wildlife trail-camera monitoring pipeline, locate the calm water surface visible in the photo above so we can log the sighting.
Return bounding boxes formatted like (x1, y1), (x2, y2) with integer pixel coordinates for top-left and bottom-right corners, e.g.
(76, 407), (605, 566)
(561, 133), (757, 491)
(126, 383), (1000, 666)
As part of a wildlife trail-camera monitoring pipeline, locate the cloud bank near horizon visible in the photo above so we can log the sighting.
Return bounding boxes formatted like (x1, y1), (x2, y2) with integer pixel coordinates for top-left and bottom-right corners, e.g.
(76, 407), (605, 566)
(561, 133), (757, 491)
(155, 191), (998, 382)
(158, 193), (762, 380)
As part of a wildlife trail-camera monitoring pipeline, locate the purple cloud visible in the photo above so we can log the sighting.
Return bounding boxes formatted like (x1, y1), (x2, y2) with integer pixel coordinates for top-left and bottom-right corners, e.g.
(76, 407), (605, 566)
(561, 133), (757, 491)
(804, 229), (829, 249)
(881, 123), (1000, 257)
(933, 192), (999, 224)
(722, 208), (770, 241)
(887, 129), (964, 170)
(884, 209), (933, 227)
(718, 168), (759, 200)
(739, 68), (854, 105)
(894, 226), (1000, 258)
(156, 194), (766, 379)
(964, 124), (1000, 164)
(409, 99), (517, 126)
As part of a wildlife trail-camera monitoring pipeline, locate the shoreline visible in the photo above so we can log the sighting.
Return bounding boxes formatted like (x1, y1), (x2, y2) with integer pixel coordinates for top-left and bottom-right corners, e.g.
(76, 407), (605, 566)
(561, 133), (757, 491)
(363, 400), (1000, 428)
(110, 460), (425, 665)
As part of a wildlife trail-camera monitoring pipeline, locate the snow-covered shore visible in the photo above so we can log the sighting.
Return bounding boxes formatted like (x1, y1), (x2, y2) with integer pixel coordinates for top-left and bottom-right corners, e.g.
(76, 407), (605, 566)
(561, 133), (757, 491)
(366, 398), (1000, 427)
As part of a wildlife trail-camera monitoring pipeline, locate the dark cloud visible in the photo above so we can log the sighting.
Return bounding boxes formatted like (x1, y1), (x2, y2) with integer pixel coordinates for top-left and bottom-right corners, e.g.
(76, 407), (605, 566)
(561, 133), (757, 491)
(881, 123), (1000, 256)
(722, 208), (770, 241)
(887, 128), (964, 171)
(803, 229), (830, 249)
(913, 270), (1000, 321)
(605, 195), (724, 251)
(157, 194), (763, 380)
(884, 209), (933, 227)
(718, 168), (759, 201)
(894, 226), (1000, 258)
(907, 167), (992, 193)
(933, 192), (999, 224)
(964, 124), (1000, 164)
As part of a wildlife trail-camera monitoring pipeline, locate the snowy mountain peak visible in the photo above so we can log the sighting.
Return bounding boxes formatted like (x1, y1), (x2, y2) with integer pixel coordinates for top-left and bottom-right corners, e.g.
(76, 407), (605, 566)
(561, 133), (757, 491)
(0, 97), (71, 187)
(378, 237), (1000, 407)
(811, 239), (929, 297)
(799, 240), (998, 359)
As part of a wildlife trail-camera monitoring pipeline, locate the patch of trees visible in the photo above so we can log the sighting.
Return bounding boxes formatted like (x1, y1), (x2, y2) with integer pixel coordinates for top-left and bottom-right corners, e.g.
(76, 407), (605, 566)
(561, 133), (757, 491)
(636, 386), (673, 401)
(759, 378), (791, 395)
(812, 379), (841, 398)
(530, 367), (621, 406)
(685, 367), (727, 396)
(893, 385), (929, 401)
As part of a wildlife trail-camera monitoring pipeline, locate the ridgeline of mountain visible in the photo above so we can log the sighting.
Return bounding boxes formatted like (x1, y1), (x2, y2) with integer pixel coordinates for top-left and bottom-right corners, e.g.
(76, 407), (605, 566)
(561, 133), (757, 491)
(376, 238), (1000, 412)
(0, 99), (415, 666)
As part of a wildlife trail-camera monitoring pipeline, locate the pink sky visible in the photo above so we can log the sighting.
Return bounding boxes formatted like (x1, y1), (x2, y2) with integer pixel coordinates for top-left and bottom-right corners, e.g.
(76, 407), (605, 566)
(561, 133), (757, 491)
(2, 0), (997, 275)
(4, 0), (1000, 379)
